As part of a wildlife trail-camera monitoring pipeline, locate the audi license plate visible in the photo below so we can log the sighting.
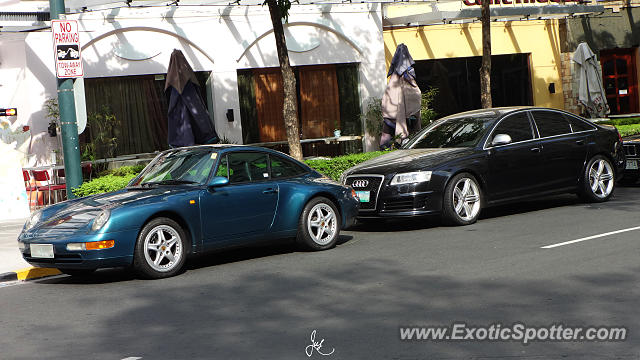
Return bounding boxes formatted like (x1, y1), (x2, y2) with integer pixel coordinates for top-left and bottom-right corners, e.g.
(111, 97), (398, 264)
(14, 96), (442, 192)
(626, 160), (638, 170)
(356, 191), (370, 202)
(30, 244), (54, 258)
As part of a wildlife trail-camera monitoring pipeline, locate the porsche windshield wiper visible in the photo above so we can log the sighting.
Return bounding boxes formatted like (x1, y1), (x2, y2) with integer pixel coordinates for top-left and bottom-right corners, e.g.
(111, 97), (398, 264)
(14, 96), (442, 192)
(147, 179), (198, 186)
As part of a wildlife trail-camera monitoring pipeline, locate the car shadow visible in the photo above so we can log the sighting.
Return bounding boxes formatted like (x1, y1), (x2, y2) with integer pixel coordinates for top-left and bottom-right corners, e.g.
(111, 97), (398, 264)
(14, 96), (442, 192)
(479, 194), (581, 219)
(34, 234), (355, 285)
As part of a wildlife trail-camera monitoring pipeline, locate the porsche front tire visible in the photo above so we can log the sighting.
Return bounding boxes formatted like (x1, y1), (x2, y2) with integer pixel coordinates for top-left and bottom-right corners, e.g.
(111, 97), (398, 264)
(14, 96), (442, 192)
(133, 217), (187, 279)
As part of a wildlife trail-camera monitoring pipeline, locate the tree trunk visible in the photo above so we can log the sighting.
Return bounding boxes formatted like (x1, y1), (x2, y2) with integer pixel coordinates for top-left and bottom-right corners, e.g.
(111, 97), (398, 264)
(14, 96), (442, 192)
(266, 0), (303, 161)
(480, 0), (492, 108)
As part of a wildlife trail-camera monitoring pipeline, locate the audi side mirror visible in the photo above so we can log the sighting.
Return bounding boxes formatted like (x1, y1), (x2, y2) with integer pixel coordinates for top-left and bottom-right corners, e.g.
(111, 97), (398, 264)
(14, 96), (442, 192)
(208, 176), (229, 187)
(491, 134), (513, 147)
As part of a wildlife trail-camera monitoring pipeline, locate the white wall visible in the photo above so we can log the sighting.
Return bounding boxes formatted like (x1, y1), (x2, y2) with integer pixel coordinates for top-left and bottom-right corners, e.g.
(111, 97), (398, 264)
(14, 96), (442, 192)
(3, 2), (386, 167)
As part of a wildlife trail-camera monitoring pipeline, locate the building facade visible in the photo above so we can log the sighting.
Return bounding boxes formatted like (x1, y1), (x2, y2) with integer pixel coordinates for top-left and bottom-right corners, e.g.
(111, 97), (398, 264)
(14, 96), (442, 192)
(1, 1), (387, 168)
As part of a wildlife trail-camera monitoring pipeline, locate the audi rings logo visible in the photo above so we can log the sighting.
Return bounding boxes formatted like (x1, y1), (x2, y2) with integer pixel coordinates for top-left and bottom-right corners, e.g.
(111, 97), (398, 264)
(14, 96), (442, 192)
(352, 179), (369, 188)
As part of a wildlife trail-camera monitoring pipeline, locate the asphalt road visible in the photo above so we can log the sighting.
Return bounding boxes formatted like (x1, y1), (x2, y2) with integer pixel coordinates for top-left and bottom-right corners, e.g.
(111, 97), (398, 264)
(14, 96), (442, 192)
(1, 186), (640, 359)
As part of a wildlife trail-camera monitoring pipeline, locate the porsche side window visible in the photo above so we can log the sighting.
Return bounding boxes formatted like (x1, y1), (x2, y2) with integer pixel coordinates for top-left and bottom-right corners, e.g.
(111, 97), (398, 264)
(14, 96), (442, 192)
(227, 152), (270, 183)
(492, 113), (533, 143)
(270, 155), (306, 179)
(532, 111), (571, 137)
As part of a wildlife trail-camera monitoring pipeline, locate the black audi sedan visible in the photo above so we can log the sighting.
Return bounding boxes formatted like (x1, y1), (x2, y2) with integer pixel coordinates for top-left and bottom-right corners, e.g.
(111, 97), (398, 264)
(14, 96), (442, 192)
(342, 107), (625, 225)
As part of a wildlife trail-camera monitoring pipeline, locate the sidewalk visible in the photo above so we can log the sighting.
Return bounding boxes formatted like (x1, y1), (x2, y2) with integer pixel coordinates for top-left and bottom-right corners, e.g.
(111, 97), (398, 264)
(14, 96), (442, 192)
(0, 218), (29, 273)
(0, 218), (61, 281)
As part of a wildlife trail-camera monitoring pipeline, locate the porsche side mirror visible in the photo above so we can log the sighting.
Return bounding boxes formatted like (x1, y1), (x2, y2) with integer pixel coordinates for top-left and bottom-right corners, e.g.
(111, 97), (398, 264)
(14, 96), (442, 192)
(491, 134), (513, 147)
(208, 176), (229, 187)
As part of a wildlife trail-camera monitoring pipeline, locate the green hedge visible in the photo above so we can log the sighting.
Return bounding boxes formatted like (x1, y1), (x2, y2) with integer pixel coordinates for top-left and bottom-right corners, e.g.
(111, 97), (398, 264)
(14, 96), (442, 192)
(71, 151), (390, 197)
(97, 164), (146, 177)
(304, 151), (389, 181)
(615, 123), (640, 138)
(72, 173), (138, 198)
(597, 117), (640, 126)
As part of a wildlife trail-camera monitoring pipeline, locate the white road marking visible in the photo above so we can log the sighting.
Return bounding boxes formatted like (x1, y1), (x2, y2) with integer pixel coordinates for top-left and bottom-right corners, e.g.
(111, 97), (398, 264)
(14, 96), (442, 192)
(121, 357), (142, 360)
(542, 226), (640, 249)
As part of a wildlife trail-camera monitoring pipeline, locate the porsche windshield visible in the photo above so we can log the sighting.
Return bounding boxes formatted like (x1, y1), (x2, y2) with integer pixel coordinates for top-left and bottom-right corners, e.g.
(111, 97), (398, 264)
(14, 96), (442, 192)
(404, 115), (496, 149)
(130, 148), (217, 187)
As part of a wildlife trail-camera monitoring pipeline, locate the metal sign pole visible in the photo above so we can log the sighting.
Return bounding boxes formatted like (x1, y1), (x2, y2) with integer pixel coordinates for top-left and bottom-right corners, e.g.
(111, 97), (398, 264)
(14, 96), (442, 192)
(50, 0), (82, 198)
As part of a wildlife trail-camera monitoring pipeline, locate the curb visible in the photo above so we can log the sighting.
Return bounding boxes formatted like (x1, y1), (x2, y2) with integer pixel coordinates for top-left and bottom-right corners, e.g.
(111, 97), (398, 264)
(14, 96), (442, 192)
(0, 267), (62, 282)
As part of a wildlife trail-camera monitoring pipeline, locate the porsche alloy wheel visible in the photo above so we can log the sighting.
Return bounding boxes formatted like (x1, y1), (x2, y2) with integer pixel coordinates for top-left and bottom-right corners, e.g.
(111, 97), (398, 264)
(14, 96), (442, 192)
(134, 218), (187, 279)
(297, 197), (341, 251)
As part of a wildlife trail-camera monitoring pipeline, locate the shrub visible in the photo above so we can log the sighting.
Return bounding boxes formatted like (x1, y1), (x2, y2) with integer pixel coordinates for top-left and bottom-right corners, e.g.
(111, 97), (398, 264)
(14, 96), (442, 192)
(304, 151), (390, 181)
(98, 164), (146, 177)
(597, 117), (640, 126)
(72, 173), (138, 198)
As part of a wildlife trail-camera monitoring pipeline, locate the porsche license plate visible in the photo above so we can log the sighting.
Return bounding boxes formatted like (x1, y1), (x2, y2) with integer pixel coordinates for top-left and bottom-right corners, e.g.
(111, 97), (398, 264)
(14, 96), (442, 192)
(30, 244), (54, 258)
(356, 191), (370, 202)
(626, 160), (638, 170)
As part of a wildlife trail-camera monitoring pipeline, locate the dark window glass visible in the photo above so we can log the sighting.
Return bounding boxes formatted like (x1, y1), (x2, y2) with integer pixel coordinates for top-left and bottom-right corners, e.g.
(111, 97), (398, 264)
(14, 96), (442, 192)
(618, 77), (629, 91)
(532, 111), (571, 137)
(616, 59), (627, 74)
(603, 60), (614, 76)
(491, 113), (533, 143)
(605, 78), (616, 95)
(227, 152), (270, 183)
(404, 115), (495, 149)
(566, 115), (595, 132)
(270, 155), (306, 179)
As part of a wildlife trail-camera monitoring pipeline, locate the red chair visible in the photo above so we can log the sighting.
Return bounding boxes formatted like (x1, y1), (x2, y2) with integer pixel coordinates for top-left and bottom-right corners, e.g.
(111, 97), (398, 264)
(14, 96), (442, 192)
(22, 170), (38, 210)
(32, 169), (66, 205)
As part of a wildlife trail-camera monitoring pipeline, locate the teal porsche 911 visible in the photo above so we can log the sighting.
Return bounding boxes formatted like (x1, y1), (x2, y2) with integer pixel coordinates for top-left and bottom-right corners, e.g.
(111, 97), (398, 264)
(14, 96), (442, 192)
(18, 145), (359, 279)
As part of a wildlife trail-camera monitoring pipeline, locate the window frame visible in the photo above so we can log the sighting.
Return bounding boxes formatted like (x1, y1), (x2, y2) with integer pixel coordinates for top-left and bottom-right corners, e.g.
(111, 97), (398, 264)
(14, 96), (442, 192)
(213, 150), (273, 185)
(268, 154), (309, 180)
(483, 110), (536, 149)
(530, 110), (574, 139)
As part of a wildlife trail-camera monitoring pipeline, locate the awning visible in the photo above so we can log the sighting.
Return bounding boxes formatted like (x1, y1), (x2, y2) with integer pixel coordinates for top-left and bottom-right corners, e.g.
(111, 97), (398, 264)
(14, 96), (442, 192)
(384, 4), (605, 26)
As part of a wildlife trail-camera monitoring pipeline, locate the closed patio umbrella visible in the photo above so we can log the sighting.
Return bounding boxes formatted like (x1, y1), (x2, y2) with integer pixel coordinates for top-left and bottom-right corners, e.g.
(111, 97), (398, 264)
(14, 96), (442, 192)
(165, 49), (218, 147)
(573, 42), (610, 118)
(380, 43), (422, 149)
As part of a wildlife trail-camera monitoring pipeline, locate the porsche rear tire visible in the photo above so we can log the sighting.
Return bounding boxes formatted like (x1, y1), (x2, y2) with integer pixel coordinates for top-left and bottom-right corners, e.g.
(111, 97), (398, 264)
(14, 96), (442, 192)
(133, 217), (187, 279)
(297, 197), (341, 251)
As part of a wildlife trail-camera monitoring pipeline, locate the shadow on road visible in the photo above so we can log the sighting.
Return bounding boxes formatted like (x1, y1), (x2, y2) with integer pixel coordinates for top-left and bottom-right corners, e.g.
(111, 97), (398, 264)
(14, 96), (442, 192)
(38, 235), (355, 285)
(21, 258), (640, 359)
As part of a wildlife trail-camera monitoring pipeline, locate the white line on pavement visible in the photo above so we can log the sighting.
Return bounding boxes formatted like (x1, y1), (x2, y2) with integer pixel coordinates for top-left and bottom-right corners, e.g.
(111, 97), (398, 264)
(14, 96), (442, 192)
(542, 226), (640, 249)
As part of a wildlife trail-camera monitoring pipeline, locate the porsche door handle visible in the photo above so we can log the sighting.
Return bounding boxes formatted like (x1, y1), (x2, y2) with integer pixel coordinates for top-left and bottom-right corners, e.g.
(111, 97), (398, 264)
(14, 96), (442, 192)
(263, 188), (278, 194)
(576, 139), (585, 145)
(530, 147), (541, 153)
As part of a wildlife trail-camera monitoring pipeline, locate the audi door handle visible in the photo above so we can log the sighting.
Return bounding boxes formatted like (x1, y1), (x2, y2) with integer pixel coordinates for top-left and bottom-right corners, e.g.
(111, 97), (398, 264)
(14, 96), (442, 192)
(263, 188), (278, 194)
(530, 147), (541, 153)
(576, 139), (585, 145)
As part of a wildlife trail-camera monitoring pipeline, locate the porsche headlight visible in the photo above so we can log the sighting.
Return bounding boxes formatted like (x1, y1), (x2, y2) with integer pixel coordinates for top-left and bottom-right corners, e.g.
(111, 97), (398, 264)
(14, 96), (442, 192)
(390, 171), (432, 185)
(91, 210), (110, 232)
(24, 210), (42, 231)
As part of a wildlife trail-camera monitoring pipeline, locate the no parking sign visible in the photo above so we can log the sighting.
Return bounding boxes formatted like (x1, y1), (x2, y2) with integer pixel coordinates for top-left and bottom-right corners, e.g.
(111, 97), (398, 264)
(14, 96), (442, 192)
(51, 20), (84, 78)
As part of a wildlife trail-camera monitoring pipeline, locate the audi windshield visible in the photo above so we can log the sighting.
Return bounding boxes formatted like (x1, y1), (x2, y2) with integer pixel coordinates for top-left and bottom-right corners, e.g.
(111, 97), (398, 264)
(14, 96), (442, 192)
(403, 114), (497, 149)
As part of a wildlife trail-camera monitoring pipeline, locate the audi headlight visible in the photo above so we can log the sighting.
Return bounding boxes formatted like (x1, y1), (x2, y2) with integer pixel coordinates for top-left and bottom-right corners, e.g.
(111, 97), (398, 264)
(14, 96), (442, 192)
(24, 210), (42, 231)
(91, 210), (110, 232)
(390, 171), (432, 185)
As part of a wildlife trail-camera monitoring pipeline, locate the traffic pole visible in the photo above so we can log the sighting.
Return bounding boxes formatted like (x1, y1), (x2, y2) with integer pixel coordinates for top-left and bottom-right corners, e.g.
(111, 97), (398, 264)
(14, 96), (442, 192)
(50, 0), (82, 198)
